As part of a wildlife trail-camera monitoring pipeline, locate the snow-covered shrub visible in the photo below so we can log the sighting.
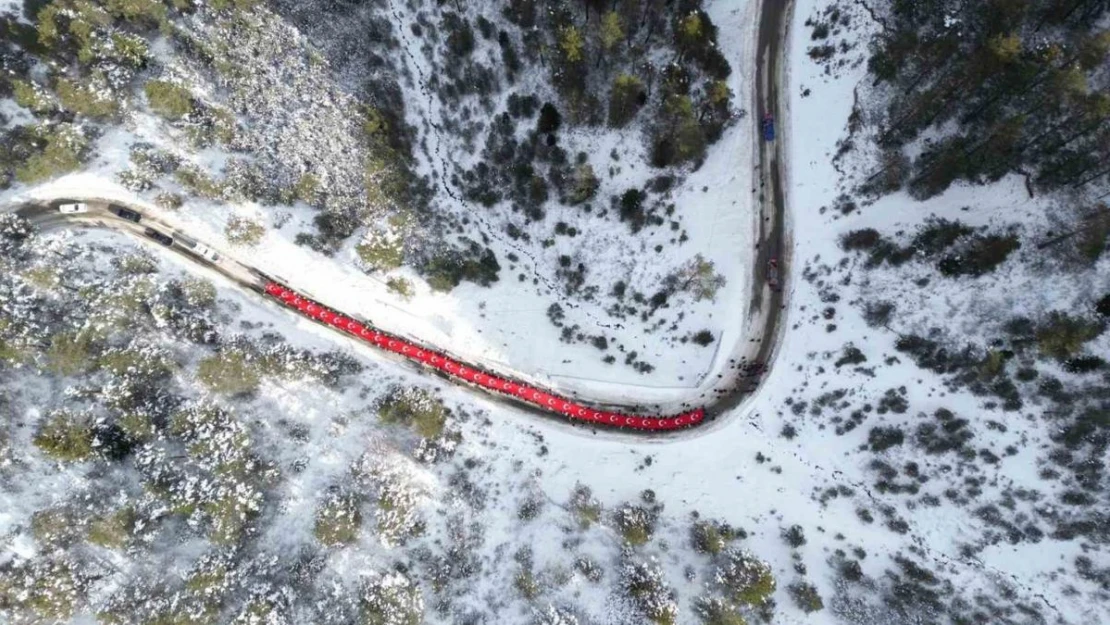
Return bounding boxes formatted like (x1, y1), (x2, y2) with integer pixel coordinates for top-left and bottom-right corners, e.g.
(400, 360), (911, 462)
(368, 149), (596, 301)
(715, 549), (776, 607)
(569, 483), (602, 529)
(613, 502), (656, 546)
(225, 216), (266, 246)
(86, 506), (136, 549)
(356, 452), (429, 547)
(56, 76), (119, 119)
(781, 525), (806, 548)
(356, 233), (405, 272)
(386, 277), (413, 300)
(0, 557), (86, 623)
(359, 572), (423, 625)
(533, 604), (580, 625)
(231, 593), (290, 625)
(170, 404), (255, 475)
(203, 479), (265, 545)
(145, 80), (194, 120)
(374, 477), (425, 548)
(690, 518), (740, 555)
(0, 213), (33, 257)
(693, 596), (747, 625)
(621, 557), (678, 625)
(31, 506), (83, 547)
(314, 491), (363, 547)
(15, 122), (90, 183)
(377, 386), (447, 439)
(515, 568), (540, 599)
(197, 350), (262, 395)
(518, 492), (544, 521)
(33, 409), (94, 462)
(573, 556), (602, 583)
(787, 580), (824, 613)
(44, 330), (95, 376)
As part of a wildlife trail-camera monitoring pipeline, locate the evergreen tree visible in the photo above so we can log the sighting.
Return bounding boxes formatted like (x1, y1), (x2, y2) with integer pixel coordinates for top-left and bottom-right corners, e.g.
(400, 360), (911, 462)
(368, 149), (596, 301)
(609, 74), (646, 127)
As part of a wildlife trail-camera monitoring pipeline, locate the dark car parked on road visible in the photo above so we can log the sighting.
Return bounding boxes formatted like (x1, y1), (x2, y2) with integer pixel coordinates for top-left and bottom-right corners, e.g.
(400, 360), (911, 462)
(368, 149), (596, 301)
(144, 227), (173, 247)
(109, 204), (142, 223)
(762, 113), (775, 142)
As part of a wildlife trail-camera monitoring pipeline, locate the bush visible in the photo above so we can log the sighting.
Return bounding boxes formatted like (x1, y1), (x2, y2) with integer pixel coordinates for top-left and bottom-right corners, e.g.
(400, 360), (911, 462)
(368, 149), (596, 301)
(623, 559), (677, 625)
(15, 123), (88, 183)
(693, 597), (747, 625)
(868, 426), (905, 452)
(568, 163), (600, 204)
(87, 507), (135, 549)
(422, 245), (500, 292)
(781, 524), (806, 548)
(787, 581), (824, 613)
(514, 569), (540, 599)
(692, 330), (714, 346)
(840, 228), (881, 251)
(378, 387), (447, 438)
(614, 504), (656, 546)
(937, 234), (1020, 277)
(360, 572), (423, 625)
(910, 219), (973, 257)
(1036, 312), (1103, 361)
(197, 350), (261, 395)
(0, 558), (83, 622)
(32, 508), (81, 547)
(225, 216), (265, 246)
(357, 237), (404, 271)
(45, 331), (94, 376)
(834, 345), (867, 367)
(33, 410), (94, 462)
(144, 80), (194, 119)
(314, 492), (362, 547)
(56, 78), (118, 118)
(716, 549), (776, 606)
(691, 519), (737, 555)
(175, 166), (225, 199)
(12, 79), (52, 112)
(619, 188), (647, 230)
(387, 277), (414, 299)
(570, 484), (602, 528)
(181, 277), (217, 309)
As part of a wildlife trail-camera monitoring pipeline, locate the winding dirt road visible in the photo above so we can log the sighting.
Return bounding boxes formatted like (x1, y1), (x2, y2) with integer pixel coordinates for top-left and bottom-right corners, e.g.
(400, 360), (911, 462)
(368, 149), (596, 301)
(4, 0), (793, 435)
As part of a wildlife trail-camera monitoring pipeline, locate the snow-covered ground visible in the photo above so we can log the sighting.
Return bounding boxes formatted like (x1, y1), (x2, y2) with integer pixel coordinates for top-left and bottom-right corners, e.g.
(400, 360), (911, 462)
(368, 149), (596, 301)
(2, 0), (764, 411)
(3, 0), (1107, 623)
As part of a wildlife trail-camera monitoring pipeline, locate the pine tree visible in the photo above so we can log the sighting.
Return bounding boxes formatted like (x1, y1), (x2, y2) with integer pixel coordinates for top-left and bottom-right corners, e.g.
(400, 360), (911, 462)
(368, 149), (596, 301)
(609, 74), (646, 127)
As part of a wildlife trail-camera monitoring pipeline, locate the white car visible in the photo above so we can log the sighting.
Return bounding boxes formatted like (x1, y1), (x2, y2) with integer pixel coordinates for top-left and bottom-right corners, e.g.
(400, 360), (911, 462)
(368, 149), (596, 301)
(175, 235), (220, 262)
(194, 244), (220, 263)
(57, 202), (88, 214)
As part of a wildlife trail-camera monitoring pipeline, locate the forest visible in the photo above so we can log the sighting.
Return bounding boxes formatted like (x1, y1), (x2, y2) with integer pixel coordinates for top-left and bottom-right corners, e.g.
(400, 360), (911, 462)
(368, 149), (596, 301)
(862, 0), (1110, 199)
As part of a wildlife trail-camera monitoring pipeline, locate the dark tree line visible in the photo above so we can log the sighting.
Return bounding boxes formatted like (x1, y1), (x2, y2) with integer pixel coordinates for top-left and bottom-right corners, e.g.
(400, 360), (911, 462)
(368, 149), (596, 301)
(864, 0), (1110, 199)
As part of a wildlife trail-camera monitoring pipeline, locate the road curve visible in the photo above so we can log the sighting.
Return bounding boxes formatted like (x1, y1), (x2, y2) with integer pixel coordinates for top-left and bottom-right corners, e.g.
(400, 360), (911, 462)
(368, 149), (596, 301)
(3, 0), (794, 437)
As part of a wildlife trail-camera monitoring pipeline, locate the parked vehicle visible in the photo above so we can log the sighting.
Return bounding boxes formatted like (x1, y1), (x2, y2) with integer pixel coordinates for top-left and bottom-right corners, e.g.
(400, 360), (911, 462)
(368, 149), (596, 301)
(109, 204), (142, 223)
(57, 202), (88, 214)
(762, 113), (775, 142)
(144, 227), (173, 247)
(767, 257), (781, 291)
(176, 234), (220, 262)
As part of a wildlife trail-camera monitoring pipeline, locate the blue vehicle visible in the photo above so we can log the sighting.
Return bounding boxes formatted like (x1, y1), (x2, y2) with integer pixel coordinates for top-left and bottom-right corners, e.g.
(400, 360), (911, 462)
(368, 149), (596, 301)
(762, 113), (775, 142)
